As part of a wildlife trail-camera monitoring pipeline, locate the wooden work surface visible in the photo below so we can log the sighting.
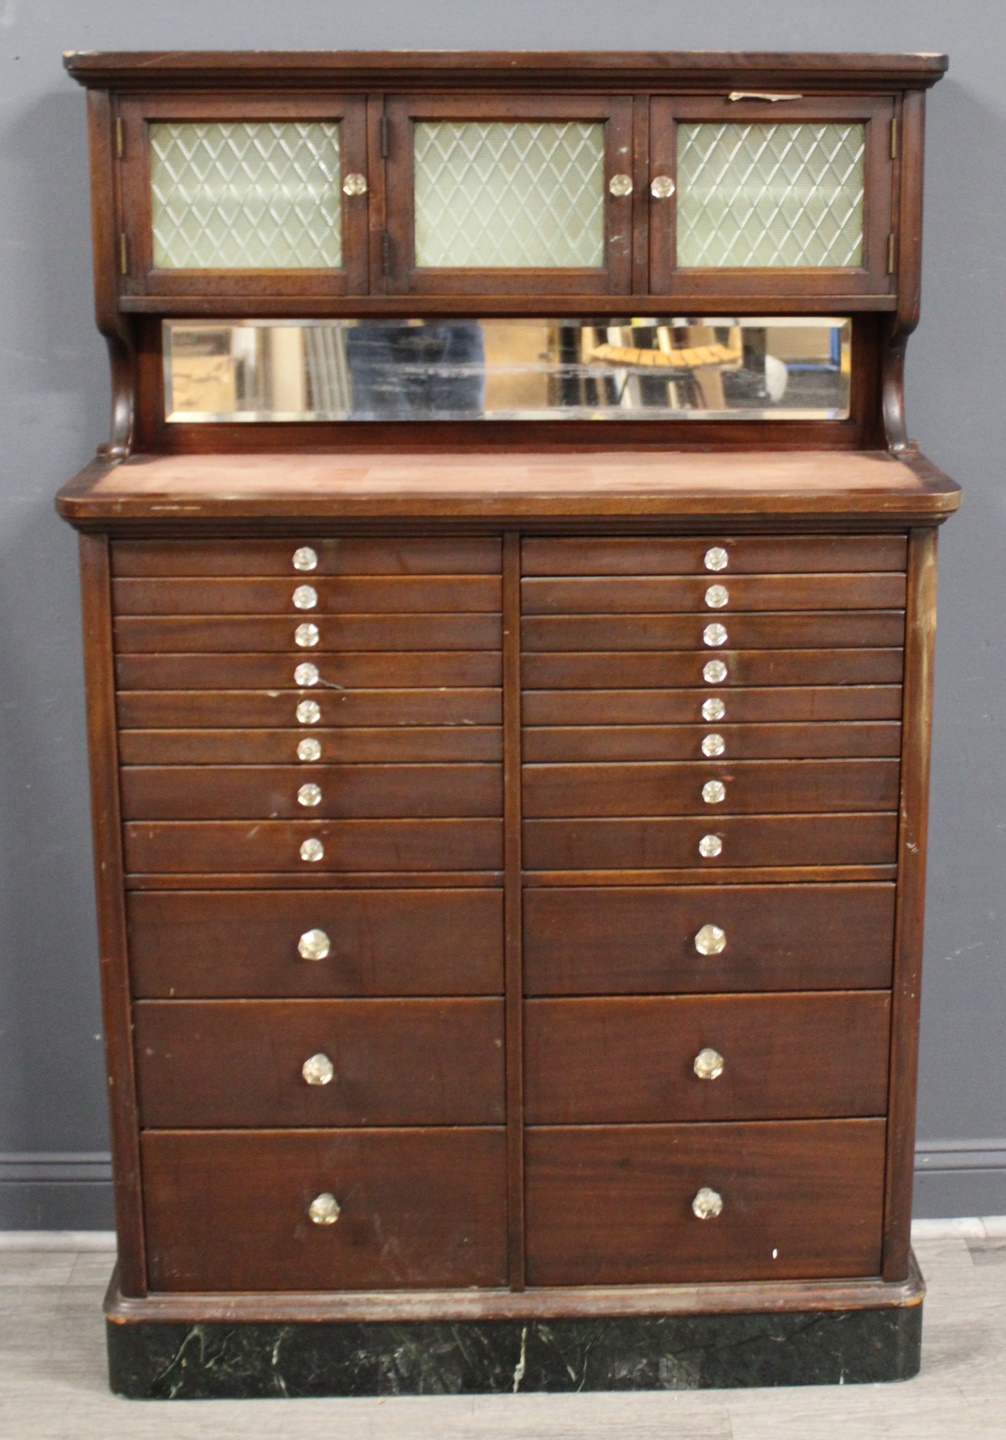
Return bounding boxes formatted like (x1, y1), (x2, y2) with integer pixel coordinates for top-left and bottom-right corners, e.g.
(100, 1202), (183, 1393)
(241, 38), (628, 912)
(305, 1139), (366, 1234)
(57, 449), (960, 529)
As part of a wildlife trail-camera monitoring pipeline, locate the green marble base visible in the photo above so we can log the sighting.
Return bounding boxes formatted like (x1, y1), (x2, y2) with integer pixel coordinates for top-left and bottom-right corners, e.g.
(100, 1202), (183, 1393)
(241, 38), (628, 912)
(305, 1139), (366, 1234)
(107, 1302), (922, 1399)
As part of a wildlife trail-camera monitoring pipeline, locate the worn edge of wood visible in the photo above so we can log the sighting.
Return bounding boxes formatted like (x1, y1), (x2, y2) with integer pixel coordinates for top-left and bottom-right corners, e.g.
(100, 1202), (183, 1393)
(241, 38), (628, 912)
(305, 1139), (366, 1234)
(882, 528), (938, 1280)
(103, 1250), (924, 1325)
(502, 532), (525, 1290)
(78, 535), (147, 1295)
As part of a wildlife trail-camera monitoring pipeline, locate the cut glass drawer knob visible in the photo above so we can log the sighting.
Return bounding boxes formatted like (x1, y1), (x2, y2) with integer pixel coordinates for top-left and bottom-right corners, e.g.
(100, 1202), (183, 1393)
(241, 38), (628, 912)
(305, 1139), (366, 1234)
(694, 923), (726, 955)
(293, 584), (318, 610)
(702, 697), (725, 722)
(302, 1052), (335, 1086)
(609, 172), (633, 197)
(295, 622), (320, 648)
(702, 780), (726, 805)
(309, 1192), (341, 1225)
(298, 928), (331, 960)
(705, 584), (729, 609)
(298, 738), (322, 763)
(293, 546), (318, 572)
(703, 659), (728, 684)
(702, 733), (725, 757)
(692, 1186), (724, 1220)
(295, 662), (319, 687)
(703, 623), (728, 647)
(298, 783), (322, 808)
(297, 700), (321, 725)
(699, 834), (723, 859)
(650, 174), (675, 199)
(342, 172), (368, 196)
(300, 838), (325, 863)
(693, 1047), (725, 1081)
(704, 546), (729, 572)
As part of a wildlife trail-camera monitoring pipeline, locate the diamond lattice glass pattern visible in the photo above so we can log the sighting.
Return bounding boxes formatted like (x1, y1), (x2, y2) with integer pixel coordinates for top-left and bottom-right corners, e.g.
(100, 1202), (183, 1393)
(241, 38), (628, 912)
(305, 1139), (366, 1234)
(150, 122), (342, 269)
(414, 121), (605, 268)
(677, 123), (865, 268)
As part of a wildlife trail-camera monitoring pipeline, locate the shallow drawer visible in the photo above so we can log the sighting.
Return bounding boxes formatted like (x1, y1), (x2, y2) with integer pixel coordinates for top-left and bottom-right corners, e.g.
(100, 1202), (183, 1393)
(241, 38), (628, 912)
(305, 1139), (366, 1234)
(524, 813), (897, 871)
(522, 536), (907, 575)
(524, 684), (903, 727)
(142, 1128), (507, 1292)
(117, 688), (501, 731)
(523, 760), (900, 817)
(119, 726), (502, 766)
(113, 575), (501, 615)
(135, 998), (505, 1128)
(128, 888), (503, 998)
(522, 573), (905, 614)
(522, 612), (904, 653)
(113, 537), (502, 577)
(121, 764), (501, 820)
(522, 648), (904, 689)
(114, 614), (502, 654)
(523, 883), (895, 994)
(124, 819), (503, 874)
(523, 722), (902, 763)
(115, 650), (502, 690)
(524, 1119), (885, 1285)
(525, 992), (890, 1123)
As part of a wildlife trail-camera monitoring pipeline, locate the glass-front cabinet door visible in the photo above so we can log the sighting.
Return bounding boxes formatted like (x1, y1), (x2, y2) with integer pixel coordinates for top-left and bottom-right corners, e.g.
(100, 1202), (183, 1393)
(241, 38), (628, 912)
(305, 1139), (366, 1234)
(383, 95), (634, 295)
(648, 96), (895, 298)
(118, 96), (369, 296)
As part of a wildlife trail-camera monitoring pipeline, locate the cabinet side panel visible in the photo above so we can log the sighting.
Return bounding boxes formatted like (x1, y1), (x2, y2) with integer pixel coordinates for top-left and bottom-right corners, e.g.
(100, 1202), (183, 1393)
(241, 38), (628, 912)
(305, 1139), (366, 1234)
(78, 534), (146, 1293)
(503, 532), (525, 1289)
(883, 526), (937, 1278)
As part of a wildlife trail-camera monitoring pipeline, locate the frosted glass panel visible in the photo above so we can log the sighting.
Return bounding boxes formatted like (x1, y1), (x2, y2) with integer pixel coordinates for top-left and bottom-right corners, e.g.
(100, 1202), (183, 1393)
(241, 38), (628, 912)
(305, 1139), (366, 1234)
(414, 122), (604, 268)
(677, 123), (865, 268)
(150, 122), (342, 269)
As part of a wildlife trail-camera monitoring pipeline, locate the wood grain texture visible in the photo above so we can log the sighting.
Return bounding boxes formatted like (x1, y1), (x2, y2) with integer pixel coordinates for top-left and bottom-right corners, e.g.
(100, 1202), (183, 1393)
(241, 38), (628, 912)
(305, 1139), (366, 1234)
(522, 573), (906, 613)
(112, 536), (502, 576)
(112, 574), (501, 615)
(115, 649), (502, 689)
(118, 726), (502, 766)
(116, 688), (501, 729)
(522, 612), (905, 652)
(502, 533), (525, 1289)
(523, 721), (901, 762)
(522, 648), (905, 688)
(113, 613), (502, 653)
(522, 534), (908, 574)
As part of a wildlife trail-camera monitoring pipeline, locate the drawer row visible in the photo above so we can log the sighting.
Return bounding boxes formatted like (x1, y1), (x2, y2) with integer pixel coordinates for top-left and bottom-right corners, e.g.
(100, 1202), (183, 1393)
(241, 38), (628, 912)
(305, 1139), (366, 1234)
(141, 1119), (886, 1291)
(133, 992), (889, 1129)
(125, 884), (896, 996)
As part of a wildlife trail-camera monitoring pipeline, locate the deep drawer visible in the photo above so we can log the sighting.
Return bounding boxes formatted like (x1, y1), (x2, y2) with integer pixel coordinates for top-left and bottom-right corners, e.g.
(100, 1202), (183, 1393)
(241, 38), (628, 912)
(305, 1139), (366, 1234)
(523, 648), (905, 689)
(112, 537), (502, 577)
(127, 888), (503, 998)
(113, 574), (501, 615)
(121, 764), (502, 820)
(142, 1128), (508, 1291)
(522, 573), (906, 614)
(135, 998), (505, 1128)
(524, 1119), (886, 1285)
(522, 536), (907, 575)
(114, 613), (503, 653)
(524, 992), (890, 1123)
(522, 612), (904, 653)
(119, 727), (502, 766)
(117, 688), (502, 730)
(523, 722), (902, 763)
(115, 650), (502, 690)
(523, 760), (900, 817)
(524, 813), (898, 871)
(523, 883), (896, 994)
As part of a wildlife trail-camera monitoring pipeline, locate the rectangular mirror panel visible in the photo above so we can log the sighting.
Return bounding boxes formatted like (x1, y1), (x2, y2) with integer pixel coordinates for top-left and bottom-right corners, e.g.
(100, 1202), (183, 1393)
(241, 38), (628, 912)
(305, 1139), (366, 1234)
(163, 318), (852, 422)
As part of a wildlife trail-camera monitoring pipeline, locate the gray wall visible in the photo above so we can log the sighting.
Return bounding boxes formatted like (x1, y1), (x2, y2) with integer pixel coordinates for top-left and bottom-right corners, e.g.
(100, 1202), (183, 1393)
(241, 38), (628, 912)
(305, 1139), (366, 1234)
(0, 0), (1000, 1225)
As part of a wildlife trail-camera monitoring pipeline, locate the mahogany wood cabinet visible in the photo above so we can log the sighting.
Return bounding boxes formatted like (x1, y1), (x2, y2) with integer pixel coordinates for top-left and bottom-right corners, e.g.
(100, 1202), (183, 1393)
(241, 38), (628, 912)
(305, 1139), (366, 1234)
(59, 50), (958, 1397)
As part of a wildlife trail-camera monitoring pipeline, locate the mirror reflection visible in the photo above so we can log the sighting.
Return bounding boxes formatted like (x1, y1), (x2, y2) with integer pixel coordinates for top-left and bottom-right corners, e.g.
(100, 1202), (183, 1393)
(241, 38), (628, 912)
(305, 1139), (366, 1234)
(163, 317), (851, 422)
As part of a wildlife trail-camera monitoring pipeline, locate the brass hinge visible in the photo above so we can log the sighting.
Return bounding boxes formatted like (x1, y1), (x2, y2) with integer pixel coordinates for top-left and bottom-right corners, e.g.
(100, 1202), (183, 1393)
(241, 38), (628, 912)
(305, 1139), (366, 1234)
(115, 116), (124, 160)
(381, 230), (392, 274)
(891, 117), (898, 160)
(888, 233), (896, 274)
(379, 115), (390, 158)
(119, 232), (129, 276)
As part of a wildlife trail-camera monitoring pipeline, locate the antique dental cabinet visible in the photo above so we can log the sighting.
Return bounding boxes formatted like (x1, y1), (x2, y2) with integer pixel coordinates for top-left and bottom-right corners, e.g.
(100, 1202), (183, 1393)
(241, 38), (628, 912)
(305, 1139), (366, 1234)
(58, 51), (958, 1396)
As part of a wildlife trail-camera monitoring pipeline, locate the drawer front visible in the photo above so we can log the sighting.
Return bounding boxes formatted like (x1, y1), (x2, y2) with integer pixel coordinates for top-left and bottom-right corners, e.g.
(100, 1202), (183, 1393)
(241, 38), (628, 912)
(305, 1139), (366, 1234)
(135, 999), (505, 1127)
(117, 688), (501, 730)
(523, 760), (900, 817)
(116, 650), (502, 690)
(522, 536), (907, 575)
(124, 819), (503, 874)
(121, 764), (501, 820)
(523, 573), (906, 614)
(523, 612), (904, 652)
(523, 883), (895, 994)
(524, 723), (901, 763)
(524, 813), (897, 871)
(524, 683), (903, 724)
(142, 1128), (507, 1291)
(113, 575), (501, 615)
(523, 648), (904, 688)
(114, 614), (502, 653)
(113, 537), (503, 577)
(128, 889), (503, 997)
(524, 992), (889, 1123)
(524, 1119), (886, 1285)
(119, 727), (501, 766)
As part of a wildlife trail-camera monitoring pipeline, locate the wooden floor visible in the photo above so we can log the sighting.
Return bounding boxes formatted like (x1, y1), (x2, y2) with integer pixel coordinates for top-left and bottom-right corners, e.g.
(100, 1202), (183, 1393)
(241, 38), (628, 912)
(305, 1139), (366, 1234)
(2, 1225), (1003, 1438)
